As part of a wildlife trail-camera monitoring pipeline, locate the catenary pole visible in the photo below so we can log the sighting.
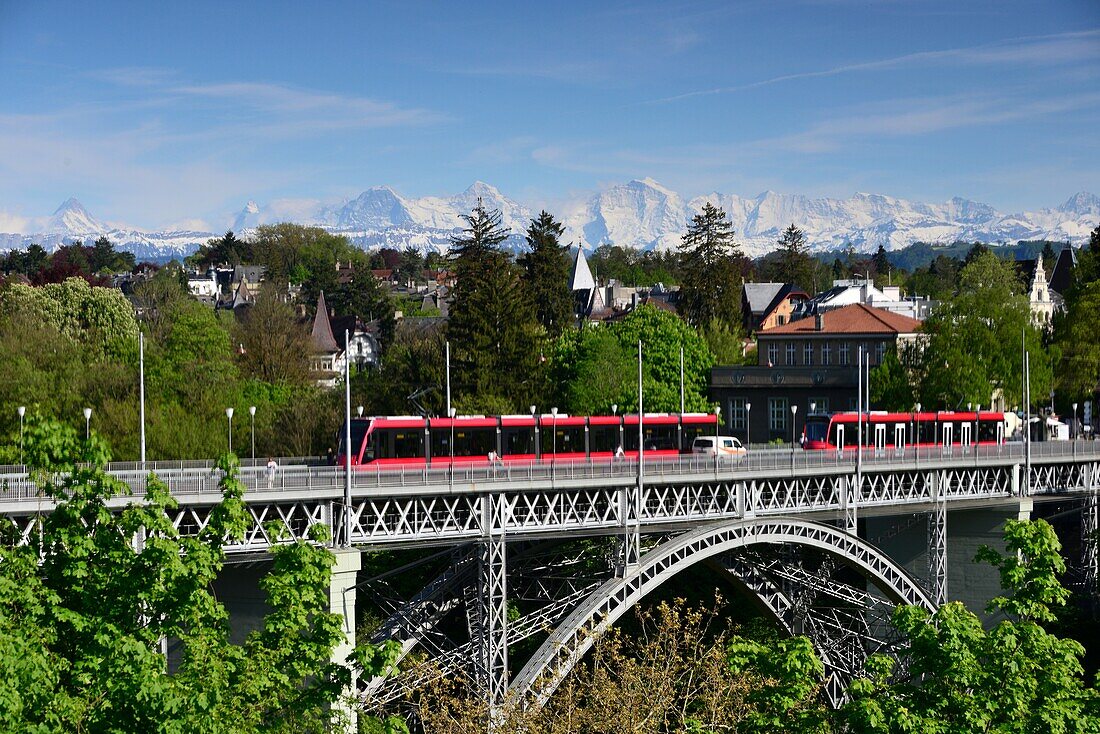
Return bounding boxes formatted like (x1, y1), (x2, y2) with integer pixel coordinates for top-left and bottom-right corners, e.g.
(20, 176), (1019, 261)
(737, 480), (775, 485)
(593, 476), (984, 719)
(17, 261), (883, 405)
(445, 340), (452, 418)
(344, 329), (353, 547)
(139, 331), (146, 467)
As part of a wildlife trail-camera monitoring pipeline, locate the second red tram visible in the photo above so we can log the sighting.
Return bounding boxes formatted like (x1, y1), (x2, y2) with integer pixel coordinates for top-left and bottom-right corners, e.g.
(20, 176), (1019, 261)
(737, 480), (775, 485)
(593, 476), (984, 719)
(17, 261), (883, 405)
(802, 410), (1006, 451)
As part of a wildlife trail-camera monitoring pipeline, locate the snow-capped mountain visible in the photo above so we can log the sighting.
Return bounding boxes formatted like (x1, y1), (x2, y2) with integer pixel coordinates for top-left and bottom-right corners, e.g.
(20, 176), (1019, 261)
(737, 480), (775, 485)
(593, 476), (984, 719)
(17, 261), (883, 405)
(1, 183), (1097, 260)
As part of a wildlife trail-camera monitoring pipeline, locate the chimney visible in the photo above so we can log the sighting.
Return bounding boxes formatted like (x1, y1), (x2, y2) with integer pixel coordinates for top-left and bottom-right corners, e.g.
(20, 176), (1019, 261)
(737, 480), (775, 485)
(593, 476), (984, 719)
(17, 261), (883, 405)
(815, 313), (825, 331)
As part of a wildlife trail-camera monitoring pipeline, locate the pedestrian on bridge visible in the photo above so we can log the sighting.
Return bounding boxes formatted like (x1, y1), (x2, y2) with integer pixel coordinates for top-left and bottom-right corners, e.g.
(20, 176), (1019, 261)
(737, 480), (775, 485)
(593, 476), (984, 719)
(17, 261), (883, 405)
(266, 457), (278, 488)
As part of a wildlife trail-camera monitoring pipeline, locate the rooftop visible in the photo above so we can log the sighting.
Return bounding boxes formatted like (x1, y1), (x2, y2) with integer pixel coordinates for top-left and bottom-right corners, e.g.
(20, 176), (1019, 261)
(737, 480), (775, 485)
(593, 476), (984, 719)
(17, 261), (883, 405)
(759, 303), (921, 336)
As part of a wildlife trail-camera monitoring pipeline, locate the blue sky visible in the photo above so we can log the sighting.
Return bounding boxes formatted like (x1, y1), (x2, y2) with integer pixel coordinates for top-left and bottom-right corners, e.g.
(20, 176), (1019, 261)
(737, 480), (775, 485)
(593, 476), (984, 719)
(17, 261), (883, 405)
(1, 0), (1098, 231)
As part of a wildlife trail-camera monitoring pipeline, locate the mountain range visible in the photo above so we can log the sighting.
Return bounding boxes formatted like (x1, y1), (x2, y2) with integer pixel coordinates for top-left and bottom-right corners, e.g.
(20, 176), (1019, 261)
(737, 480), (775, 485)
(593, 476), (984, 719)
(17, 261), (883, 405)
(2, 180), (1097, 261)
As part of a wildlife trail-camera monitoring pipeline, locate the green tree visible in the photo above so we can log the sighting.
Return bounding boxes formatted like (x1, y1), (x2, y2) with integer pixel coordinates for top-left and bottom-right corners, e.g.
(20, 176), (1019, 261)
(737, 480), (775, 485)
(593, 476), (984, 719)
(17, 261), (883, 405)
(446, 205), (541, 409)
(775, 224), (816, 293)
(235, 283), (312, 385)
(915, 252), (1049, 410)
(0, 417), (401, 733)
(840, 520), (1100, 733)
(871, 244), (890, 276)
(727, 636), (830, 733)
(549, 328), (634, 414)
(189, 230), (252, 269)
(869, 349), (914, 411)
(518, 211), (573, 338)
(1055, 279), (1100, 399)
(677, 202), (744, 332)
(329, 262), (396, 344)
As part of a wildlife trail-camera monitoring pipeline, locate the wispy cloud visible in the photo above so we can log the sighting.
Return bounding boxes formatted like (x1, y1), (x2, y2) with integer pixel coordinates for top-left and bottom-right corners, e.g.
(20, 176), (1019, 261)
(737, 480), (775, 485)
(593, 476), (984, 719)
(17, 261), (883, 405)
(650, 28), (1100, 103)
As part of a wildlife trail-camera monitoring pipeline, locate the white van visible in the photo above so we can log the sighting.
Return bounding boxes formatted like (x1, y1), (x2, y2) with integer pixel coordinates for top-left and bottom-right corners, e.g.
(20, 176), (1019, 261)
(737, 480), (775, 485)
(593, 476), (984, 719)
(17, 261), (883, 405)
(692, 435), (747, 458)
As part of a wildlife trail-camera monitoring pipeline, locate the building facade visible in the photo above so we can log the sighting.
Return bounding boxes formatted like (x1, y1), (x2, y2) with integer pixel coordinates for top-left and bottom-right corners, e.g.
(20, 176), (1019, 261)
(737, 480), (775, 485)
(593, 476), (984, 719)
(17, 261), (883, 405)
(710, 303), (922, 444)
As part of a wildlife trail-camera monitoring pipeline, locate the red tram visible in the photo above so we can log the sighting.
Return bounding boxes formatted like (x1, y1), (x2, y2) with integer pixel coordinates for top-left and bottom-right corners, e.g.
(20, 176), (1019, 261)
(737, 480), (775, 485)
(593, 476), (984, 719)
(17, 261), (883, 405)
(336, 413), (719, 468)
(801, 410), (1006, 451)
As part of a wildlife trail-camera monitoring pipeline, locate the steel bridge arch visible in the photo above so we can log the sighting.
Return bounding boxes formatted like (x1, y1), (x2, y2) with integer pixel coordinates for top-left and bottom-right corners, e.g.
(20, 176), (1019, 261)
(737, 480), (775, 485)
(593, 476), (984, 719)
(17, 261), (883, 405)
(510, 517), (934, 708)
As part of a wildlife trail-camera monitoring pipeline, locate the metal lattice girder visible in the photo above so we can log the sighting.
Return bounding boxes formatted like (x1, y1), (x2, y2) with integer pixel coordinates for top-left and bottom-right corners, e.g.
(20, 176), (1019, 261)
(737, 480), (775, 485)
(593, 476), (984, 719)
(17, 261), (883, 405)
(511, 517), (933, 710)
(928, 472), (948, 607)
(1083, 463), (1099, 596)
(472, 494), (509, 706)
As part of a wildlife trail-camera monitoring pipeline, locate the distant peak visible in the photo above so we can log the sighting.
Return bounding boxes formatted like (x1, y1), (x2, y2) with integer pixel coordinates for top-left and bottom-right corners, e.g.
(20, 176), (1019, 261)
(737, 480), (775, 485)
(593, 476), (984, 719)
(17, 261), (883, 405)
(53, 197), (87, 214)
(1059, 191), (1099, 213)
(242, 200), (260, 214)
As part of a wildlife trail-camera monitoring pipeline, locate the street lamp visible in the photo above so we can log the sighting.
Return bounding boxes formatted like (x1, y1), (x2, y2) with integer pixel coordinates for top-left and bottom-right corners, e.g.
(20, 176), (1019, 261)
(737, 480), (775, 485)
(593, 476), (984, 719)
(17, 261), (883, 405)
(745, 402), (752, 448)
(357, 405), (364, 418)
(17, 406), (25, 466)
(249, 406), (256, 461)
(914, 402), (921, 464)
(225, 407), (234, 454)
(1073, 402), (1079, 440)
(530, 405), (538, 461)
(551, 407), (559, 480)
(83, 407), (92, 441)
(791, 404), (799, 445)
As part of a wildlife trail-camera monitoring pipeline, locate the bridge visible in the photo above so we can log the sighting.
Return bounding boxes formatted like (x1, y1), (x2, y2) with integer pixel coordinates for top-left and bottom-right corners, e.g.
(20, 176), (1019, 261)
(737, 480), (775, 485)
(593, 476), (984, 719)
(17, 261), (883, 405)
(2, 442), (1098, 714)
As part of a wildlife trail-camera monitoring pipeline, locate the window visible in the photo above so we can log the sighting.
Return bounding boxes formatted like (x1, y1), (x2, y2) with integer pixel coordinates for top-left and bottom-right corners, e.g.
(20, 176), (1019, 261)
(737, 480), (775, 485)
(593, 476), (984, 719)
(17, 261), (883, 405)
(839, 342), (850, 365)
(804, 343), (814, 365)
(876, 342), (886, 365)
(767, 343), (779, 365)
(777, 315), (787, 325)
(809, 397), (828, 414)
(729, 398), (746, 430)
(821, 342), (831, 365)
(786, 343), (796, 365)
(769, 398), (788, 433)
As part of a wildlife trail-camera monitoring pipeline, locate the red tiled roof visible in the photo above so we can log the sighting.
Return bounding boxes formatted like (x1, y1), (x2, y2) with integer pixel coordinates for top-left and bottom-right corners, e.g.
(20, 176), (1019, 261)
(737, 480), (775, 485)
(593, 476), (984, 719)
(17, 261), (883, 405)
(759, 303), (921, 336)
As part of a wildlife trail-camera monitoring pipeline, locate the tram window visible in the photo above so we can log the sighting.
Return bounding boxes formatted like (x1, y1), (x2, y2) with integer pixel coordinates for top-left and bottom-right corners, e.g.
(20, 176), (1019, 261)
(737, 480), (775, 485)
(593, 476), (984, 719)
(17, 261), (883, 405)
(623, 427), (640, 451)
(590, 425), (619, 453)
(502, 426), (535, 456)
(681, 422), (711, 448)
(917, 420), (935, 444)
(455, 428), (494, 457)
(541, 425), (585, 454)
(643, 424), (677, 450)
(977, 419), (999, 443)
(376, 429), (424, 459)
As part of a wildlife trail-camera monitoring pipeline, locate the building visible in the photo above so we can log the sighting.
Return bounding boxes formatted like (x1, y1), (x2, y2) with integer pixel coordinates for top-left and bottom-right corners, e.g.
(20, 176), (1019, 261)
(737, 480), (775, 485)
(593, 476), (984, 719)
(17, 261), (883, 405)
(741, 283), (810, 333)
(1014, 259), (1058, 325)
(710, 303), (922, 444)
(331, 315), (381, 374)
(794, 278), (935, 321)
(309, 291), (346, 388)
(187, 270), (219, 303)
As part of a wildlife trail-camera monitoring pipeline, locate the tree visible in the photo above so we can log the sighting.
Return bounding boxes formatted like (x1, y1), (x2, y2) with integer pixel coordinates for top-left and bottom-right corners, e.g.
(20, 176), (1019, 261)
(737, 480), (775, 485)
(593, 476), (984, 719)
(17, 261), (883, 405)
(1041, 241), (1057, 273)
(518, 211), (573, 338)
(189, 230), (252, 269)
(677, 202), (744, 332)
(915, 252), (1049, 410)
(446, 205), (541, 409)
(0, 417), (401, 732)
(839, 520), (1100, 733)
(549, 305), (715, 414)
(235, 282), (312, 385)
(727, 635), (830, 733)
(871, 245), (890, 277)
(869, 348), (914, 411)
(776, 224), (816, 293)
(1055, 279), (1100, 399)
(1091, 224), (1100, 258)
(329, 262), (396, 344)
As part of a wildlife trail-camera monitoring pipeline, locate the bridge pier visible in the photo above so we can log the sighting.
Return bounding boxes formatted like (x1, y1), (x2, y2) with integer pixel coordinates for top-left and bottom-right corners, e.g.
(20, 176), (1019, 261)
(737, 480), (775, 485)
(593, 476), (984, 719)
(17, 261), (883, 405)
(330, 549), (362, 733)
(928, 471), (947, 607)
(474, 494), (509, 708)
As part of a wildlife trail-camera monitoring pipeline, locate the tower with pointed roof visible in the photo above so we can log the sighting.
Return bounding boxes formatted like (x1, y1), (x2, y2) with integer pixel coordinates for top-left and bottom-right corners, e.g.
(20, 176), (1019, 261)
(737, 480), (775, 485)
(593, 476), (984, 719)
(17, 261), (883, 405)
(569, 249), (604, 324)
(310, 291), (345, 387)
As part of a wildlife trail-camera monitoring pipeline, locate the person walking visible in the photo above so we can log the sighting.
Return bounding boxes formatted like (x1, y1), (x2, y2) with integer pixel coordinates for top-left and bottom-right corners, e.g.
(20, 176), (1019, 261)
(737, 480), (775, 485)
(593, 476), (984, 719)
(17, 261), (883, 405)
(266, 457), (278, 488)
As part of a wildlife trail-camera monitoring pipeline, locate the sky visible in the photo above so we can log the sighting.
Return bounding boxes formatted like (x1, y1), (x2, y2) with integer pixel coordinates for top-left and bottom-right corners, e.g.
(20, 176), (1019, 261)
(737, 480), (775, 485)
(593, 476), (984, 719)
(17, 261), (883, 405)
(0, 0), (1098, 232)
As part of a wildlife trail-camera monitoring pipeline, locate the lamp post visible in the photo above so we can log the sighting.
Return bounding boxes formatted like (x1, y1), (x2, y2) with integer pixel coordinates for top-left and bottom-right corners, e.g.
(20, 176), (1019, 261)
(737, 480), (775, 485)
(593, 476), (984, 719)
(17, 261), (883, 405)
(17, 406), (25, 466)
(249, 406), (256, 461)
(357, 405), (364, 419)
(530, 405), (538, 462)
(1073, 402), (1079, 441)
(551, 407), (558, 480)
(83, 407), (92, 442)
(914, 402), (921, 464)
(225, 407), (234, 454)
(745, 402), (751, 448)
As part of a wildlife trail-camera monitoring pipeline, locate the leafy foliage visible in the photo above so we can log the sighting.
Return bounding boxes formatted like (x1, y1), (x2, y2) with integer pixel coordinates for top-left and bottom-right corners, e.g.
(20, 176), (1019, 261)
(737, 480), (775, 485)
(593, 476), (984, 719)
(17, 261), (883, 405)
(0, 417), (401, 732)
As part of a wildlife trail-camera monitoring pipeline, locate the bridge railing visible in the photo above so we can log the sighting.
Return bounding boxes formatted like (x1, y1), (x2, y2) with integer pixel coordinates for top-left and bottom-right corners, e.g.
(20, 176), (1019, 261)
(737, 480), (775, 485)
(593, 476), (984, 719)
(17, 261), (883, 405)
(1, 441), (1098, 505)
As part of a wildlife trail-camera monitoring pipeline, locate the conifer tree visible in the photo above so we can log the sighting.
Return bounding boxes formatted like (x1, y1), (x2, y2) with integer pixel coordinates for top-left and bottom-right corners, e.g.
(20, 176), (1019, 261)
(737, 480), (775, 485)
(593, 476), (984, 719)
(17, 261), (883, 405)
(677, 202), (744, 331)
(776, 224), (814, 293)
(518, 211), (573, 337)
(871, 244), (890, 277)
(447, 204), (540, 409)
